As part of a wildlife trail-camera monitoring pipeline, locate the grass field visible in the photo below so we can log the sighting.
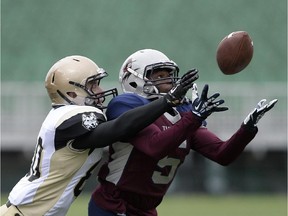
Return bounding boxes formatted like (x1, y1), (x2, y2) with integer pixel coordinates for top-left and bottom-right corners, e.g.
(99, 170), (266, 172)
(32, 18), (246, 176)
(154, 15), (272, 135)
(66, 193), (287, 216)
(1, 193), (286, 215)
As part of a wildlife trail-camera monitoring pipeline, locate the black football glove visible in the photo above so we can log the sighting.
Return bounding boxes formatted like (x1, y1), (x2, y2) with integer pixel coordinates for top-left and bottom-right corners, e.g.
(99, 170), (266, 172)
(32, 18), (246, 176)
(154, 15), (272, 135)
(191, 84), (228, 119)
(243, 99), (278, 127)
(165, 69), (199, 106)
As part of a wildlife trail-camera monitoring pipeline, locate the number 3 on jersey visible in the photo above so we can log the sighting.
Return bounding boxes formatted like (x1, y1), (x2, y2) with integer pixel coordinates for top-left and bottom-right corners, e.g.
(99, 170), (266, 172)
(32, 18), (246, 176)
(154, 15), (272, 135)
(152, 156), (181, 184)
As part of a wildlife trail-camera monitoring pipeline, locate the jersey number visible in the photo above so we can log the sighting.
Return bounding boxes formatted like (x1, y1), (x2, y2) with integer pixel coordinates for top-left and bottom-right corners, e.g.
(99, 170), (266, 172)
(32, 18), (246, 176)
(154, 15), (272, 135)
(74, 161), (99, 197)
(27, 136), (100, 198)
(152, 156), (180, 184)
(27, 137), (43, 181)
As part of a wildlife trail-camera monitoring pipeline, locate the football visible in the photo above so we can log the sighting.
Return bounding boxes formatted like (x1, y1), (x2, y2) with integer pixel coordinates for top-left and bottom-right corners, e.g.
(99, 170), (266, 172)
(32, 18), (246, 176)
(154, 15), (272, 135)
(216, 31), (254, 75)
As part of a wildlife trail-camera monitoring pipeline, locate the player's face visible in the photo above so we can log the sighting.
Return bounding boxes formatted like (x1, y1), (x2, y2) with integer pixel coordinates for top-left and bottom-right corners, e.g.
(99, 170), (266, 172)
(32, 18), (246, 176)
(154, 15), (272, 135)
(86, 80), (105, 105)
(149, 70), (173, 93)
(87, 80), (102, 93)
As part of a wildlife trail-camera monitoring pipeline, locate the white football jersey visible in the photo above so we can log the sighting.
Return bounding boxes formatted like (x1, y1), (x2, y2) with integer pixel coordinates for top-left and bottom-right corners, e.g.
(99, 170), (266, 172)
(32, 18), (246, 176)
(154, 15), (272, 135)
(8, 105), (105, 216)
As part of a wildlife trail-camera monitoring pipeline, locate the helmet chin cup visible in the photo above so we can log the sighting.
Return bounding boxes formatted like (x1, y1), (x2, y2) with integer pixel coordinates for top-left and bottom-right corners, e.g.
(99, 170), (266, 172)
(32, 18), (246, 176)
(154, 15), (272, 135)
(143, 82), (161, 99)
(84, 97), (96, 106)
(143, 81), (154, 94)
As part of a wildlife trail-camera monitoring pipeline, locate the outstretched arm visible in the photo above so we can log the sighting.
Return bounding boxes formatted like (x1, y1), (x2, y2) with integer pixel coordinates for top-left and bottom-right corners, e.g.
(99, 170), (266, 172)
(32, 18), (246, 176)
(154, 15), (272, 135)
(74, 69), (199, 148)
(189, 125), (257, 166)
(85, 97), (170, 148)
(127, 84), (228, 160)
(129, 112), (203, 160)
(189, 98), (278, 165)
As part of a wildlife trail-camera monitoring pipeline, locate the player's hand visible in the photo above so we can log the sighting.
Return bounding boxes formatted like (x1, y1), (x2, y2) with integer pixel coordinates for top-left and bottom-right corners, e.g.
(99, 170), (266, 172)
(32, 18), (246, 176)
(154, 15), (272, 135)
(191, 82), (199, 103)
(165, 69), (199, 106)
(191, 84), (228, 119)
(243, 99), (278, 127)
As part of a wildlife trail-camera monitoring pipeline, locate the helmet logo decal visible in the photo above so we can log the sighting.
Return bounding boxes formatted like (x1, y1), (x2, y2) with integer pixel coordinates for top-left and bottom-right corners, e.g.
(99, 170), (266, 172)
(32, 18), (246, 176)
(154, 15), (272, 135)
(82, 113), (98, 130)
(123, 59), (132, 72)
(122, 59), (133, 80)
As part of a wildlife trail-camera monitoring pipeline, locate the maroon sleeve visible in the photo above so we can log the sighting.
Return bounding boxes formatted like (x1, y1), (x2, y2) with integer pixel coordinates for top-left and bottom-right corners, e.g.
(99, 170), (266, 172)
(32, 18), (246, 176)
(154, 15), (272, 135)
(129, 112), (202, 160)
(189, 124), (258, 166)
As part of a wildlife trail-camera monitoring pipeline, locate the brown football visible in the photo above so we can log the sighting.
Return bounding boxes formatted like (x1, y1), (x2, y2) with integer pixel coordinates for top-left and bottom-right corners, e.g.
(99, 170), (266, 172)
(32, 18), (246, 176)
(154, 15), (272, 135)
(216, 31), (254, 75)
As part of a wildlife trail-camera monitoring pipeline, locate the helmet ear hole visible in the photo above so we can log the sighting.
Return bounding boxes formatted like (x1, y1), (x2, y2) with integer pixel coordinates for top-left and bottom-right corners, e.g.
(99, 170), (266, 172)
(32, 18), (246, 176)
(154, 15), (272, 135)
(67, 92), (77, 98)
(129, 82), (137, 88)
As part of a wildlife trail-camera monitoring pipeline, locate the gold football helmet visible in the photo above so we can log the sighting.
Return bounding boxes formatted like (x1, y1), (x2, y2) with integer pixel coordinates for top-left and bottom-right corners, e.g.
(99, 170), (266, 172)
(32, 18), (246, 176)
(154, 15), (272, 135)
(45, 55), (117, 108)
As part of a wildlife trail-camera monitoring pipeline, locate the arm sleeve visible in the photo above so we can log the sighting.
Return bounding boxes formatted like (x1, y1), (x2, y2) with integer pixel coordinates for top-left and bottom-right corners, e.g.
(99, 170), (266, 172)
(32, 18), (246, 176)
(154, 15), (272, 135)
(75, 97), (170, 148)
(188, 124), (258, 166)
(129, 112), (203, 160)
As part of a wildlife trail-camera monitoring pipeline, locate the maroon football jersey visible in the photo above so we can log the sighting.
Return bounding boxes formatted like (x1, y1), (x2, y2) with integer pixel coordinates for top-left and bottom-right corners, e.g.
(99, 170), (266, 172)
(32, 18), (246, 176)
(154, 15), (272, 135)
(92, 107), (257, 215)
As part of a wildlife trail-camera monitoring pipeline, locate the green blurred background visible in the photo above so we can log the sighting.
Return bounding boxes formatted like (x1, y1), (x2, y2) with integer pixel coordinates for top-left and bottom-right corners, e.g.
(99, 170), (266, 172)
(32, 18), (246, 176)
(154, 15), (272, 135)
(2, 0), (286, 82)
(1, 0), (287, 215)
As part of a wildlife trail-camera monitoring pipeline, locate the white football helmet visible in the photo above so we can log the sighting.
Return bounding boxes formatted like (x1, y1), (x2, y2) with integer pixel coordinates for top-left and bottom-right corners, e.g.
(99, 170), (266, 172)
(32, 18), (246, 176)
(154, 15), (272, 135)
(119, 49), (179, 99)
(45, 55), (117, 108)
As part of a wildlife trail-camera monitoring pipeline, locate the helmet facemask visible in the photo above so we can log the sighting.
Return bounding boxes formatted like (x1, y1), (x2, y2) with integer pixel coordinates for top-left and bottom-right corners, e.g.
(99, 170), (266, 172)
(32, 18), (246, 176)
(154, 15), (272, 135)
(67, 70), (118, 109)
(142, 62), (179, 98)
